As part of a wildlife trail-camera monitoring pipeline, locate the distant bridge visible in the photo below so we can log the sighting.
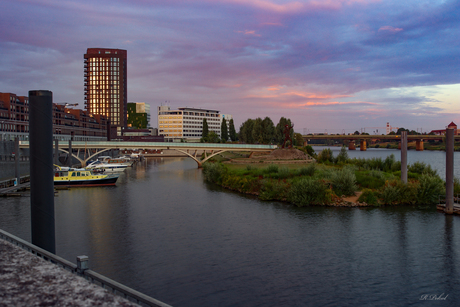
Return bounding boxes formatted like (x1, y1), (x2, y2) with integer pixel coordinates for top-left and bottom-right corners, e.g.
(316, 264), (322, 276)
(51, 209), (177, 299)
(302, 134), (460, 151)
(19, 141), (276, 168)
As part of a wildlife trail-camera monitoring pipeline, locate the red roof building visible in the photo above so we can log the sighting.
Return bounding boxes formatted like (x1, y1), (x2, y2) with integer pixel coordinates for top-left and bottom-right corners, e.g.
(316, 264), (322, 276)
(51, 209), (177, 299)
(430, 122), (458, 135)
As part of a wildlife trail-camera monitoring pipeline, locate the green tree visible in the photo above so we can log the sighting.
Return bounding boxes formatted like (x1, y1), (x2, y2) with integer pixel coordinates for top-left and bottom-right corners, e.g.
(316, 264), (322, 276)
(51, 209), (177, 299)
(206, 131), (220, 143)
(202, 118), (209, 139)
(252, 118), (264, 144)
(221, 118), (228, 142)
(294, 133), (304, 146)
(239, 119), (254, 143)
(229, 118), (237, 141)
(261, 117), (275, 144)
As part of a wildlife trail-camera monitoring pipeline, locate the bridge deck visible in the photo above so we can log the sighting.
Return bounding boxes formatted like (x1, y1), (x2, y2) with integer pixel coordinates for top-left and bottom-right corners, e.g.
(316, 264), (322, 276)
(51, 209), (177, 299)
(19, 141), (276, 151)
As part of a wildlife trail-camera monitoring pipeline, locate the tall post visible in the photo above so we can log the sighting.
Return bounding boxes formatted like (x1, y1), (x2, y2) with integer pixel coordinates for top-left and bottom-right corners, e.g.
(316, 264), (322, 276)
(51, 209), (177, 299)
(68, 140), (72, 167)
(29, 90), (55, 253)
(401, 131), (407, 183)
(445, 128), (454, 214)
(14, 137), (20, 186)
(54, 138), (59, 165)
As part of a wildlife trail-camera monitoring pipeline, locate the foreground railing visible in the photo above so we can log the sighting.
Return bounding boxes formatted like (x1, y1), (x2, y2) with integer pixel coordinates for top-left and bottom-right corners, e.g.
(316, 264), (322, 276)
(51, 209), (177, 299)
(0, 229), (172, 307)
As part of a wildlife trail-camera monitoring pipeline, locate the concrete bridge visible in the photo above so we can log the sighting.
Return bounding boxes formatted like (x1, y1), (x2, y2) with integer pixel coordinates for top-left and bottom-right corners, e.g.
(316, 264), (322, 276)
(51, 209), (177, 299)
(19, 141), (277, 168)
(302, 134), (459, 151)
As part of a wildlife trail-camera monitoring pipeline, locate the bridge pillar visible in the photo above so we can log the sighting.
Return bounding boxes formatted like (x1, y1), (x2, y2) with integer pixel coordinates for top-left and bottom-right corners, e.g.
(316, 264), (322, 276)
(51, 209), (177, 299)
(398, 141), (401, 150)
(303, 140), (308, 146)
(348, 141), (356, 150)
(416, 139), (424, 151)
(360, 140), (367, 151)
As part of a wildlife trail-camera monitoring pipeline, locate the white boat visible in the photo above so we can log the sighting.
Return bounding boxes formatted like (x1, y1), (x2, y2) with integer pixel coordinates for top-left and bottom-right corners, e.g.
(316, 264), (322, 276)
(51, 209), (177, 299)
(97, 156), (134, 166)
(85, 160), (128, 173)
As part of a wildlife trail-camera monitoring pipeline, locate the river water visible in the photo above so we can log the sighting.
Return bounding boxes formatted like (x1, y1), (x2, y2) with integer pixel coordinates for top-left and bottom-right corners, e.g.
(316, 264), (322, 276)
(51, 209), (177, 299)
(1, 149), (460, 306)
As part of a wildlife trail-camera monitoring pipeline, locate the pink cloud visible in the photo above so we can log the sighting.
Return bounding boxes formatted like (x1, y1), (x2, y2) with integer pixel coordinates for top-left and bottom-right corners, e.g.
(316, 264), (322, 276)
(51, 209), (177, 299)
(279, 101), (378, 109)
(236, 30), (261, 37)
(378, 26), (403, 33)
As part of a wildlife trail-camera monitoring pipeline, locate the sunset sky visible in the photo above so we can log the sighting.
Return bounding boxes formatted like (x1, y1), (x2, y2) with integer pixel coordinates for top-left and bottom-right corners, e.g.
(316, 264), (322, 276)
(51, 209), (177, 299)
(1, 0), (459, 133)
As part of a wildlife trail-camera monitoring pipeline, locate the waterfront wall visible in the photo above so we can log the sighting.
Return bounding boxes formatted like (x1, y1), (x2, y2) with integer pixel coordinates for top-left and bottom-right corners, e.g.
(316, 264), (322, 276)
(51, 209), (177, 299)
(0, 141), (30, 181)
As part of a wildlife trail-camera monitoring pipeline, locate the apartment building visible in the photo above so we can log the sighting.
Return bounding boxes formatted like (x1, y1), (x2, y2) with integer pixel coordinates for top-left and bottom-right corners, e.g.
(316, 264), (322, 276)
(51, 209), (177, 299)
(0, 92), (107, 141)
(84, 48), (127, 138)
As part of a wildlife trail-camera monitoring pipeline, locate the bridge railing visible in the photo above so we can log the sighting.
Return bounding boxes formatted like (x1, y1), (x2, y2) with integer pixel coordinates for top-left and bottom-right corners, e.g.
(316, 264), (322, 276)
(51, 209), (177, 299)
(19, 140), (277, 150)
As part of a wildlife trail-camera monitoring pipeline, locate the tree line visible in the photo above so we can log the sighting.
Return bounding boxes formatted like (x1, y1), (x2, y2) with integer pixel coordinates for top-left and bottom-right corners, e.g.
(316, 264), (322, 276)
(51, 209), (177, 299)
(201, 116), (304, 145)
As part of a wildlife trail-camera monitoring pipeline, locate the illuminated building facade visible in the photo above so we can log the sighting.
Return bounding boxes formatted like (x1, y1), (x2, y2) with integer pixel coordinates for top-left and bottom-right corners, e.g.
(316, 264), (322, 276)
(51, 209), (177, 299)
(84, 48), (127, 138)
(158, 106), (228, 142)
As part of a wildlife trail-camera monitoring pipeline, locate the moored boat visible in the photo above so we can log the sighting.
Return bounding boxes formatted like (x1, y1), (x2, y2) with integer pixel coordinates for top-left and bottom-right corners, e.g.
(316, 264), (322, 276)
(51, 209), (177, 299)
(85, 160), (128, 173)
(54, 168), (120, 187)
(98, 155), (134, 166)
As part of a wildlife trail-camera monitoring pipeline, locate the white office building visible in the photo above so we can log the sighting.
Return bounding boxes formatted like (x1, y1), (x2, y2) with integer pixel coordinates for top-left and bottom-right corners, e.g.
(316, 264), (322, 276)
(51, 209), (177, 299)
(158, 106), (231, 142)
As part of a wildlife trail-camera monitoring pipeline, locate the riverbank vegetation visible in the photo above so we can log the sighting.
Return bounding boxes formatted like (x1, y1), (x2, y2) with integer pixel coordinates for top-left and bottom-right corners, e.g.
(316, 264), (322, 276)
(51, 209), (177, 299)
(203, 147), (459, 207)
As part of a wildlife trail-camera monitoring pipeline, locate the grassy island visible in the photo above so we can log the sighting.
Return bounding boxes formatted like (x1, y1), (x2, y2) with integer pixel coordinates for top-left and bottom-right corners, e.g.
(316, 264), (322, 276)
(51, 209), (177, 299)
(202, 147), (460, 207)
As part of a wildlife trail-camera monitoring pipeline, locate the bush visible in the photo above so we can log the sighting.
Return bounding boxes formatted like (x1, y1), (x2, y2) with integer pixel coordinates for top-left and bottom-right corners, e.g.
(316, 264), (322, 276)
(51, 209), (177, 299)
(391, 161), (401, 172)
(305, 145), (316, 158)
(317, 148), (334, 163)
(336, 146), (349, 164)
(330, 167), (357, 196)
(289, 178), (331, 206)
(416, 174), (445, 205)
(383, 154), (396, 172)
(380, 179), (417, 205)
(299, 145), (317, 159)
(408, 161), (438, 177)
(355, 169), (388, 189)
(265, 164), (279, 174)
(298, 163), (316, 176)
(202, 163), (226, 184)
(358, 189), (379, 206)
(455, 177), (460, 196)
(259, 179), (290, 201)
(278, 167), (291, 179)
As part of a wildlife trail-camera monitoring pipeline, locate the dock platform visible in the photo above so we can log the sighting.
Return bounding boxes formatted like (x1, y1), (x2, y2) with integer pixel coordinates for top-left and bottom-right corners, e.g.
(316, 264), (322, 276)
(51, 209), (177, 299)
(436, 203), (460, 214)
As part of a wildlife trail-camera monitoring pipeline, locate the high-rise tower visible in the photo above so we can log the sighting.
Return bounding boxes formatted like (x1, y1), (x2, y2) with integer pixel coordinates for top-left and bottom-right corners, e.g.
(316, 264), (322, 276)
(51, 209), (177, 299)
(84, 48), (127, 138)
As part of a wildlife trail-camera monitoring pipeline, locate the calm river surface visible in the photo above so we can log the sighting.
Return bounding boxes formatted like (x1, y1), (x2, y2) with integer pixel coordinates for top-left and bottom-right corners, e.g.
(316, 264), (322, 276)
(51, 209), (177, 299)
(1, 149), (460, 306)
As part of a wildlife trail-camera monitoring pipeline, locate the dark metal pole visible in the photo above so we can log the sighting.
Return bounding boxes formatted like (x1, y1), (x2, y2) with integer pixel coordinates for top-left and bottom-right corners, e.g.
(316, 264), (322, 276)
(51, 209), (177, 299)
(445, 128), (454, 214)
(401, 131), (407, 183)
(29, 90), (55, 253)
(54, 138), (59, 165)
(14, 137), (20, 185)
(68, 140), (72, 167)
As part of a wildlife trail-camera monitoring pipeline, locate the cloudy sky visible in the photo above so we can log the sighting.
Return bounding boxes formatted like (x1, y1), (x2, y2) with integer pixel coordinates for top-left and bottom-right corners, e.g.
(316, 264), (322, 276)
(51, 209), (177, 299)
(1, 0), (459, 133)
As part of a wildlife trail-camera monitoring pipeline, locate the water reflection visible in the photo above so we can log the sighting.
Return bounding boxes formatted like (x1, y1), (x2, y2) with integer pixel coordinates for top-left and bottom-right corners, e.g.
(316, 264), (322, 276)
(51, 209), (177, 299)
(0, 157), (459, 306)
